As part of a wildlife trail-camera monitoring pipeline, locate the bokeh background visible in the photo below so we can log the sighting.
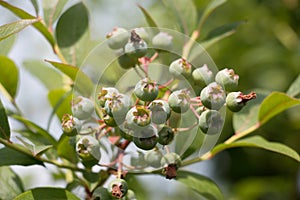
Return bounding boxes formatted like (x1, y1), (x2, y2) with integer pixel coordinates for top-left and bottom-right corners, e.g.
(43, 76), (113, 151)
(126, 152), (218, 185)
(0, 0), (299, 199)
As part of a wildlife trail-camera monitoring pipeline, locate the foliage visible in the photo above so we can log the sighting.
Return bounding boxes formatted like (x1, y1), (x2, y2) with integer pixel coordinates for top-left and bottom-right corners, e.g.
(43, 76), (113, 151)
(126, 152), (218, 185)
(0, 0), (299, 199)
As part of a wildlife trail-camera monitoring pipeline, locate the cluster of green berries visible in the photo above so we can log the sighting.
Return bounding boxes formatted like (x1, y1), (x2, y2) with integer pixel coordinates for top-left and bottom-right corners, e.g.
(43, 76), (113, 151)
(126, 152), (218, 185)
(106, 27), (173, 69)
(60, 27), (256, 196)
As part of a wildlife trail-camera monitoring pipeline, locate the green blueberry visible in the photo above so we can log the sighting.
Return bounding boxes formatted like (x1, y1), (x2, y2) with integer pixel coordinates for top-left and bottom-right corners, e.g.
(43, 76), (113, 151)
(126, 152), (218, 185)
(192, 64), (214, 88)
(168, 89), (190, 113)
(226, 91), (246, 112)
(98, 87), (119, 107)
(72, 96), (94, 120)
(61, 114), (81, 136)
(149, 99), (171, 124)
(144, 149), (163, 168)
(152, 32), (173, 51)
(92, 187), (112, 200)
(117, 53), (137, 70)
(169, 58), (192, 78)
(108, 178), (128, 199)
(198, 110), (224, 135)
(134, 78), (158, 102)
(200, 82), (226, 110)
(215, 68), (239, 91)
(124, 30), (148, 58)
(76, 135), (101, 167)
(158, 126), (174, 145)
(160, 152), (181, 168)
(106, 27), (129, 50)
(133, 135), (158, 150)
(125, 106), (152, 130)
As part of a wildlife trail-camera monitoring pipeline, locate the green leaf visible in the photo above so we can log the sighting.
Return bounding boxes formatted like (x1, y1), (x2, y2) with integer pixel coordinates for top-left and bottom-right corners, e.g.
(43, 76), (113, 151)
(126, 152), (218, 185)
(48, 88), (72, 121)
(0, 166), (24, 199)
(258, 92), (300, 125)
(46, 60), (94, 96)
(0, 1), (55, 47)
(201, 21), (245, 49)
(13, 187), (80, 200)
(137, 4), (158, 28)
(57, 135), (78, 164)
(162, 0), (197, 34)
(16, 136), (52, 156)
(11, 114), (57, 146)
(0, 147), (43, 166)
(199, 0), (227, 30)
(0, 98), (10, 140)
(43, 0), (68, 26)
(233, 90), (269, 134)
(0, 19), (39, 41)
(286, 74), (300, 97)
(30, 0), (39, 15)
(0, 34), (15, 55)
(176, 170), (224, 200)
(23, 60), (70, 90)
(0, 55), (19, 98)
(211, 136), (300, 162)
(55, 2), (89, 47)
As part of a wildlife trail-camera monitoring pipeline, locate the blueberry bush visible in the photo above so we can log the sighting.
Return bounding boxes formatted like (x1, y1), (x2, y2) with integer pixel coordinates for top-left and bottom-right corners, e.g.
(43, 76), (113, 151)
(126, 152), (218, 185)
(0, 0), (299, 199)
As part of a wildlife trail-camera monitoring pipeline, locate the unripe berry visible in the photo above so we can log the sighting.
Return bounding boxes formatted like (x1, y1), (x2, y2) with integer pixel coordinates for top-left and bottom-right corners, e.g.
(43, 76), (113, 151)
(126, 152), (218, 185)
(108, 178), (128, 199)
(215, 68), (239, 91)
(98, 87), (119, 107)
(92, 187), (112, 200)
(169, 58), (192, 78)
(61, 114), (81, 136)
(198, 110), (224, 135)
(133, 135), (158, 150)
(125, 189), (137, 200)
(144, 149), (163, 168)
(226, 91), (257, 112)
(161, 152), (181, 168)
(124, 30), (148, 58)
(134, 27), (149, 42)
(125, 106), (152, 130)
(158, 126), (174, 145)
(104, 93), (131, 124)
(192, 64), (214, 87)
(134, 78), (158, 102)
(72, 96), (94, 120)
(200, 82), (226, 110)
(106, 27), (129, 50)
(76, 135), (101, 165)
(168, 89), (190, 113)
(149, 100), (171, 124)
(102, 109), (117, 127)
(117, 53), (137, 69)
(152, 32), (173, 51)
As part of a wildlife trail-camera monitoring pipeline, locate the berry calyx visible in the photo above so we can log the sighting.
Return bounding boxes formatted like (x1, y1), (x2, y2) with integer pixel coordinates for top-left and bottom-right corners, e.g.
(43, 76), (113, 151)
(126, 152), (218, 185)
(134, 78), (158, 102)
(125, 106), (152, 130)
(161, 152), (181, 179)
(108, 178), (128, 199)
(98, 87), (119, 107)
(61, 114), (81, 136)
(200, 82), (226, 110)
(215, 68), (239, 91)
(198, 110), (224, 135)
